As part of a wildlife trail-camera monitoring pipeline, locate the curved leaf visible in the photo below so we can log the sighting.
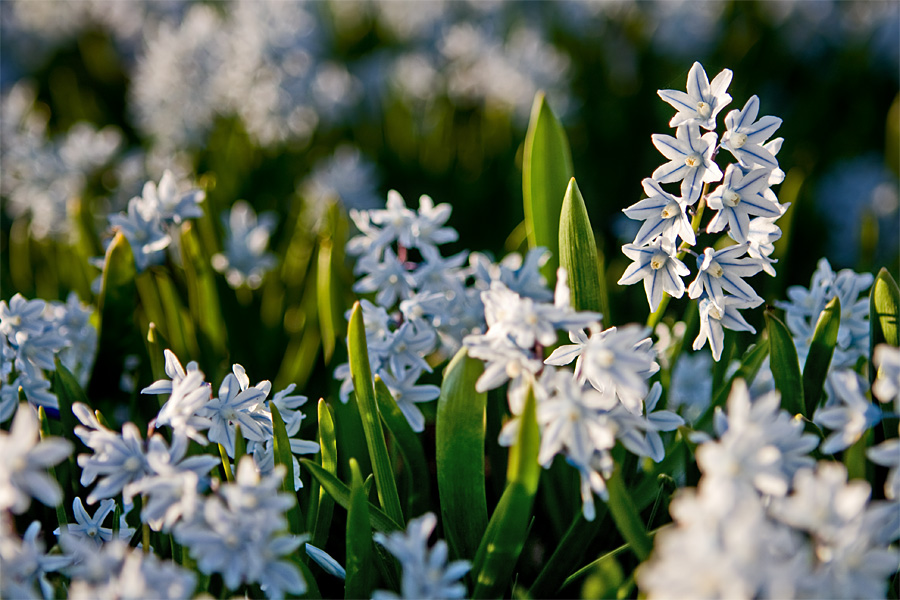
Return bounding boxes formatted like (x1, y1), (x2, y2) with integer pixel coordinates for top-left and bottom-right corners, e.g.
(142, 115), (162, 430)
(766, 311), (804, 417)
(870, 268), (900, 355)
(558, 178), (605, 316)
(311, 400), (337, 550)
(347, 301), (404, 526)
(471, 384), (540, 598)
(272, 404), (304, 532)
(301, 459), (402, 533)
(803, 296), (841, 416)
(436, 348), (488, 562)
(523, 92), (574, 284)
(375, 377), (430, 517)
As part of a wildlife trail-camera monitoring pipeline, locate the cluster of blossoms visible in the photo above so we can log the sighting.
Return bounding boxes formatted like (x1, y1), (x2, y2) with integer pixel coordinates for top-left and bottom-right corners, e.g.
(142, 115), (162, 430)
(0, 292), (97, 421)
(618, 62), (788, 361)
(211, 200), (278, 289)
(107, 170), (204, 272)
(637, 381), (899, 599)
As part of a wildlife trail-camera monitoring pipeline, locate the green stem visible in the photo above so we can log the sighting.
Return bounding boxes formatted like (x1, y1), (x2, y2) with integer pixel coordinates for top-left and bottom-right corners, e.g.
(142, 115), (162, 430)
(605, 468), (653, 561)
(562, 526), (664, 589)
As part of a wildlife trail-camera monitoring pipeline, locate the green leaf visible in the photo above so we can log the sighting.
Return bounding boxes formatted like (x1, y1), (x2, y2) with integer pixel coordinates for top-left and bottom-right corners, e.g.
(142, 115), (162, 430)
(311, 400), (337, 550)
(346, 458), (375, 600)
(272, 404), (304, 533)
(317, 238), (337, 364)
(218, 444), (234, 483)
(870, 268), (900, 355)
(523, 92), (574, 284)
(52, 357), (85, 445)
(803, 297), (841, 416)
(580, 554), (623, 600)
(471, 384), (540, 599)
(558, 178), (605, 316)
(528, 508), (607, 598)
(300, 459), (402, 533)
(374, 377), (430, 517)
(347, 302), (405, 526)
(89, 232), (138, 402)
(153, 269), (199, 360)
(766, 311), (805, 417)
(233, 424), (246, 466)
(181, 223), (227, 359)
(605, 467), (652, 561)
(435, 349), (488, 562)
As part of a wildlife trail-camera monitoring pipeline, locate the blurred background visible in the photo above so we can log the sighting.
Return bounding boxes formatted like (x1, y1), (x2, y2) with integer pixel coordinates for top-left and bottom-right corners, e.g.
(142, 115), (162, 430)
(1, 0), (898, 390)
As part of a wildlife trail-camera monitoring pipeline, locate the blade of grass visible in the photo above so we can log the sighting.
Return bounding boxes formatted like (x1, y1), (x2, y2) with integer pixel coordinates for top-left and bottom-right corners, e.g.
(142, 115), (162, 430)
(346, 458), (376, 599)
(802, 297), (841, 417)
(766, 310), (804, 417)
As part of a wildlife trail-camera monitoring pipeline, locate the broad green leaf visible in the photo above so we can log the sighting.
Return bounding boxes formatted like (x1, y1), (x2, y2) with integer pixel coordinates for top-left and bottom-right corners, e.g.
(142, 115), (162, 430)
(311, 400), (337, 550)
(558, 178), (605, 316)
(803, 297), (841, 416)
(435, 348), (487, 562)
(272, 404), (304, 533)
(181, 223), (227, 358)
(300, 460), (402, 533)
(347, 301), (404, 526)
(523, 92), (574, 284)
(471, 385), (540, 598)
(375, 377), (430, 517)
(89, 232), (138, 403)
(346, 458), (375, 600)
(870, 268), (900, 356)
(766, 311), (805, 417)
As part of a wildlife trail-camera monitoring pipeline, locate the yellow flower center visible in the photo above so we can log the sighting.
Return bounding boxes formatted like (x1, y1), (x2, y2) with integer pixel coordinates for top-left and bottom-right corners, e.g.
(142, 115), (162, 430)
(684, 153), (701, 168)
(723, 189), (741, 207)
(731, 133), (748, 148)
(660, 200), (680, 219)
(696, 101), (712, 119)
(707, 260), (724, 278)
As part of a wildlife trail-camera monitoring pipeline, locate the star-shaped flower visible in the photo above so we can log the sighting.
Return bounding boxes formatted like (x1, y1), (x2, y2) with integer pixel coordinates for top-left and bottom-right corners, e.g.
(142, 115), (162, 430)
(688, 245), (764, 309)
(721, 95), (782, 170)
(623, 178), (695, 247)
(707, 164), (783, 244)
(618, 238), (690, 312)
(651, 122), (723, 204)
(657, 62), (733, 130)
(692, 297), (761, 361)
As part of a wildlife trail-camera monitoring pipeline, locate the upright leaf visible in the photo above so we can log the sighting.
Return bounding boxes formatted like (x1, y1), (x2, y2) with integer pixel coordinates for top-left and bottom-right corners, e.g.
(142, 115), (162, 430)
(317, 238), (337, 363)
(346, 459), (375, 600)
(181, 223), (227, 357)
(435, 349), (488, 562)
(375, 377), (430, 517)
(766, 311), (804, 417)
(523, 92), (574, 284)
(89, 232), (138, 402)
(311, 400), (337, 550)
(52, 358), (85, 446)
(347, 302), (404, 526)
(803, 297), (841, 416)
(558, 178), (605, 316)
(471, 385), (540, 598)
(272, 404), (304, 533)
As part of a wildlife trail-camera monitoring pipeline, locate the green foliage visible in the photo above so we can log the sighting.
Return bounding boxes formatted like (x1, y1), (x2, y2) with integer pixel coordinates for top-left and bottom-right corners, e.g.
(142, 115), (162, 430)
(523, 92), (574, 284)
(558, 177), (606, 316)
(347, 301), (404, 526)
(436, 348), (488, 562)
(802, 297), (841, 416)
(471, 384), (540, 599)
(301, 460), (402, 533)
(766, 311), (805, 417)
(310, 400), (338, 551)
(345, 458), (375, 600)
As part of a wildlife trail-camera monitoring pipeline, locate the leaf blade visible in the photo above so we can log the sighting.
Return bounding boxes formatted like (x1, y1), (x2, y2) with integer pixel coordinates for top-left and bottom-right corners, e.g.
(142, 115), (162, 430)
(802, 296), (841, 416)
(558, 177), (605, 316)
(766, 311), (804, 417)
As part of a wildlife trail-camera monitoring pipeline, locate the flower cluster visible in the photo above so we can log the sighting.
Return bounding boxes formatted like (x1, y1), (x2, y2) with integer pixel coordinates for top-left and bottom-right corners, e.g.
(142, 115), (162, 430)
(107, 170), (204, 272)
(0, 292), (96, 420)
(618, 62), (788, 361)
(637, 381), (898, 599)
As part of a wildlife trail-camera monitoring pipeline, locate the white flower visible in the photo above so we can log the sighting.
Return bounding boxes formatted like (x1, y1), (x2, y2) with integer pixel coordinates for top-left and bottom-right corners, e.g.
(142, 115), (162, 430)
(623, 178), (696, 247)
(651, 121), (722, 204)
(721, 95), (782, 170)
(373, 512), (470, 600)
(108, 194), (172, 272)
(657, 61), (733, 130)
(706, 164), (783, 244)
(0, 403), (72, 513)
(198, 371), (268, 458)
(738, 217), (782, 276)
(212, 201), (278, 289)
(814, 369), (881, 454)
(378, 367), (440, 433)
(688, 245), (764, 309)
(693, 296), (761, 362)
(618, 238), (690, 312)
